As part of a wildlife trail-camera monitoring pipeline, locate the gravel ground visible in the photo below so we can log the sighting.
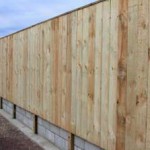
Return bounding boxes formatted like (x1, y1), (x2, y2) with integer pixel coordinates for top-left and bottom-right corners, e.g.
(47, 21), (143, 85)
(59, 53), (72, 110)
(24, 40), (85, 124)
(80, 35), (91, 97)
(0, 114), (43, 150)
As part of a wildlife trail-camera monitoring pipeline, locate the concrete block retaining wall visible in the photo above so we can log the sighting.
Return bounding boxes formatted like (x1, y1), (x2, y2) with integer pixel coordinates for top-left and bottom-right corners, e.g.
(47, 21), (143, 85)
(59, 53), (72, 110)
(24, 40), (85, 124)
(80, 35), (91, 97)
(2, 99), (13, 115)
(2, 98), (103, 150)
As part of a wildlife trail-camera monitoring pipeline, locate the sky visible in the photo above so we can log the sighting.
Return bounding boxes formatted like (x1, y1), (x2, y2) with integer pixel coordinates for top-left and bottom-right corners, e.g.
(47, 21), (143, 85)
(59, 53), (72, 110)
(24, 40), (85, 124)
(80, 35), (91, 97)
(0, 0), (96, 37)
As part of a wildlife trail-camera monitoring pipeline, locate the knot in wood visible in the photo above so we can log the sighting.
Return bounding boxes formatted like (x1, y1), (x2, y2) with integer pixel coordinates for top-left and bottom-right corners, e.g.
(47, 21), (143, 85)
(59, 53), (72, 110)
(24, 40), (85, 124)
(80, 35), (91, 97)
(118, 67), (126, 80)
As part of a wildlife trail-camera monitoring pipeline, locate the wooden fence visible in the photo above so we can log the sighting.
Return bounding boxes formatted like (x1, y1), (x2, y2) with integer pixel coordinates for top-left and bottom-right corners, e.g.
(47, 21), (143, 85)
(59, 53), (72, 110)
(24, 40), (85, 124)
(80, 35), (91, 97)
(0, 0), (149, 150)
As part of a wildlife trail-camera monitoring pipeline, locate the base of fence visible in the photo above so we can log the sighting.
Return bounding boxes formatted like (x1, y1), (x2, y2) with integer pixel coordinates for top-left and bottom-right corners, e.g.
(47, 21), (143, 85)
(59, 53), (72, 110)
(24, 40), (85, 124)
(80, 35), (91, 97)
(2, 98), (103, 150)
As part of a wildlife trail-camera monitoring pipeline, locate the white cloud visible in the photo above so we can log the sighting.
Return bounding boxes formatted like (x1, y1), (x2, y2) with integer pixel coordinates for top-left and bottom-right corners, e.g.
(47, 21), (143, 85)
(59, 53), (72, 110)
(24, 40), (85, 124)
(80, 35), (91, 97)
(0, 0), (96, 37)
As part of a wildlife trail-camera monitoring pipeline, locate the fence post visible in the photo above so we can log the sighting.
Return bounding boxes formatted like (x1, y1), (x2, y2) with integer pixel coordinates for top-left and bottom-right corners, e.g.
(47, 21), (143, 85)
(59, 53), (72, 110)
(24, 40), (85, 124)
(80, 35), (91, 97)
(33, 115), (38, 134)
(0, 97), (2, 109)
(68, 133), (74, 150)
(12, 104), (16, 119)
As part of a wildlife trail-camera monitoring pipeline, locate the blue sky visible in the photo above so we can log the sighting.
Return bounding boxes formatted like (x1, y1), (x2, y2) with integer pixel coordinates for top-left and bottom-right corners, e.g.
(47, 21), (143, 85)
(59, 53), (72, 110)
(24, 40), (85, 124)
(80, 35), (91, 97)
(0, 0), (95, 37)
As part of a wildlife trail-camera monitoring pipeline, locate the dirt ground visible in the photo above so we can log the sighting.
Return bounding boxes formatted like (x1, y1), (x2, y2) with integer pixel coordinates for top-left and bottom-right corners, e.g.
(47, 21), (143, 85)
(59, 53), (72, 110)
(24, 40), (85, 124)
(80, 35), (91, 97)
(0, 114), (43, 150)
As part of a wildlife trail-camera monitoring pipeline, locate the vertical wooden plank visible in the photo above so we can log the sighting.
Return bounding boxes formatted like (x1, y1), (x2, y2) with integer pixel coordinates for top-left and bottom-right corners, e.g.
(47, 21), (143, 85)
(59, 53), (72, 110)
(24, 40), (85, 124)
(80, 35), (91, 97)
(87, 5), (96, 142)
(57, 17), (62, 127)
(81, 7), (89, 140)
(51, 19), (59, 124)
(18, 33), (24, 107)
(125, 0), (138, 150)
(32, 24), (44, 117)
(146, 1), (150, 149)
(16, 34), (20, 106)
(42, 23), (46, 119)
(26, 29), (30, 112)
(0, 40), (2, 97)
(126, 0), (149, 150)
(42, 22), (52, 121)
(6, 37), (9, 99)
(66, 14), (72, 131)
(34, 26), (40, 115)
(61, 16), (67, 129)
(1, 38), (4, 98)
(31, 28), (36, 114)
(1, 39), (4, 98)
(40, 24), (44, 118)
(12, 35), (18, 104)
(136, 0), (149, 150)
(48, 22), (53, 122)
(108, 0), (119, 149)
(100, 1), (110, 149)
(9, 35), (13, 102)
(23, 31), (28, 110)
(93, 3), (103, 145)
(71, 11), (77, 134)
(117, 0), (128, 150)
(76, 9), (83, 136)
(27, 28), (32, 112)
(16, 34), (19, 106)
(51, 20), (56, 123)
(3, 38), (7, 99)
(125, 1), (138, 149)
(31, 27), (35, 113)
(54, 18), (59, 125)
(0, 39), (3, 98)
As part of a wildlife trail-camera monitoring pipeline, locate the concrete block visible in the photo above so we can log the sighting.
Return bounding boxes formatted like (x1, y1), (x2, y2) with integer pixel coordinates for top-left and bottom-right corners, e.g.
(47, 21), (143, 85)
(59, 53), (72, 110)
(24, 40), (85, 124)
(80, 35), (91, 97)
(75, 136), (85, 149)
(2, 99), (7, 105)
(42, 119), (51, 130)
(6, 106), (13, 115)
(38, 117), (43, 126)
(16, 106), (25, 115)
(85, 141), (102, 150)
(23, 117), (33, 129)
(26, 111), (33, 120)
(74, 146), (82, 150)
(60, 128), (68, 140)
(3, 99), (8, 104)
(54, 135), (68, 150)
(7, 101), (13, 108)
(4, 105), (8, 112)
(45, 129), (55, 143)
(5, 106), (9, 113)
(50, 124), (60, 135)
(4, 100), (9, 106)
(16, 111), (24, 122)
(5, 100), (9, 105)
(3, 104), (7, 112)
(38, 125), (46, 138)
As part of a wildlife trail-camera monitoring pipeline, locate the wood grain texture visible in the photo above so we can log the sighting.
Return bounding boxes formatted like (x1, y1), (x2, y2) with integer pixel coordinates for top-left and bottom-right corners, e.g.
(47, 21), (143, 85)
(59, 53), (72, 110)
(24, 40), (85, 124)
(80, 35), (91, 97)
(117, 0), (128, 150)
(0, 0), (150, 149)
(0, 1), (116, 149)
(146, 1), (150, 150)
(100, 2), (110, 149)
